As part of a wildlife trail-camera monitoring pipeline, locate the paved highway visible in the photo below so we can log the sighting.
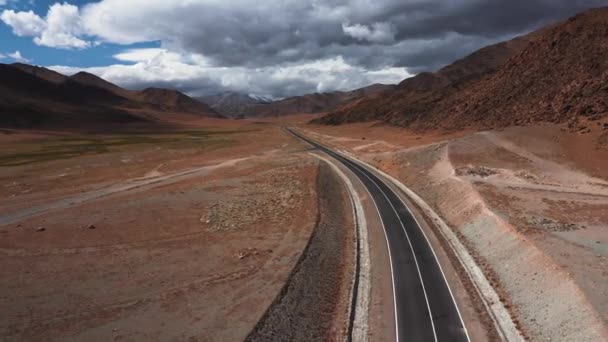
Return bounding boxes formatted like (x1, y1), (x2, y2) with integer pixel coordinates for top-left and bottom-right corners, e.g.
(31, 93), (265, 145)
(287, 128), (470, 342)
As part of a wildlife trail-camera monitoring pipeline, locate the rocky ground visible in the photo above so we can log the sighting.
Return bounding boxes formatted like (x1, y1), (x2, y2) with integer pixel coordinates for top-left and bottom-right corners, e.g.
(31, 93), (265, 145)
(303, 119), (608, 341)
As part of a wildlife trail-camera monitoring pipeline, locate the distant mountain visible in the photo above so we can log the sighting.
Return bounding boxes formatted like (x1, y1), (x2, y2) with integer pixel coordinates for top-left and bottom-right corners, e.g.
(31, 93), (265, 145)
(199, 91), (271, 118)
(200, 84), (392, 118)
(68, 72), (221, 117)
(137, 87), (222, 116)
(245, 84), (393, 117)
(199, 84), (392, 118)
(0, 64), (139, 128)
(69, 71), (132, 99)
(0, 63), (221, 129)
(316, 8), (608, 131)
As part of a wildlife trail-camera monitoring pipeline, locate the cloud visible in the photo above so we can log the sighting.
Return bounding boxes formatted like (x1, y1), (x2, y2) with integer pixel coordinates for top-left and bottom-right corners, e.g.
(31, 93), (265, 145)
(1, 3), (89, 49)
(342, 22), (395, 43)
(1, 9), (45, 35)
(50, 48), (410, 98)
(4, 0), (608, 97)
(34, 3), (89, 49)
(7, 50), (30, 62)
(76, 0), (608, 69)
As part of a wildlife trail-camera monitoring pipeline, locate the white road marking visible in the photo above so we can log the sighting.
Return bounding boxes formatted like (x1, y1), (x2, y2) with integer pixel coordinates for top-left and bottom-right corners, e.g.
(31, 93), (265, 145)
(353, 158), (472, 342)
(339, 155), (439, 342)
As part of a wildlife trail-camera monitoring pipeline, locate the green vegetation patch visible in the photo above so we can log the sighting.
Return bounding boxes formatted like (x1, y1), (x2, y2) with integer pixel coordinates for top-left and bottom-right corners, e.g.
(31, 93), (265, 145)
(0, 129), (248, 167)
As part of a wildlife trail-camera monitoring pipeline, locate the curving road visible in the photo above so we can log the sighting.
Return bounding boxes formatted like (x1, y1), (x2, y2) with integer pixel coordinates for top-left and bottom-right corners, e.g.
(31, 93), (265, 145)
(287, 128), (470, 342)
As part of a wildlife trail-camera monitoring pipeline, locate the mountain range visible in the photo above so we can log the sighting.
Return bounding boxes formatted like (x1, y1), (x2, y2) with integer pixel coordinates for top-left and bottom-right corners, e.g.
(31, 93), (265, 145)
(198, 92), (272, 119)
(199, 84), (392, 118)
(0, 63), (220, 130)
(2, 8), (607, 132)
(315, 8), (608, 131)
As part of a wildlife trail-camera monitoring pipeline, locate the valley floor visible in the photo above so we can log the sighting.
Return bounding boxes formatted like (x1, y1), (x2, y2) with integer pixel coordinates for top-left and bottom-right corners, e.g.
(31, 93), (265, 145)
(3, 115), (608, 341)
(0, 121), (353, 341)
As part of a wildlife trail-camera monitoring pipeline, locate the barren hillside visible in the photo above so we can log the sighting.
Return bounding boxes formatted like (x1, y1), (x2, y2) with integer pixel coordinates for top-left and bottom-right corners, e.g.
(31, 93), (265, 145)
(316, 8), (608, 131)
(0, 63), (221, 129)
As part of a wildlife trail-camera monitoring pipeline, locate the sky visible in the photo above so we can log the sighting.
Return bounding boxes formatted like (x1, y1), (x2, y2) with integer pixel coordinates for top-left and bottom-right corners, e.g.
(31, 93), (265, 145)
(1, 0), (607, 98)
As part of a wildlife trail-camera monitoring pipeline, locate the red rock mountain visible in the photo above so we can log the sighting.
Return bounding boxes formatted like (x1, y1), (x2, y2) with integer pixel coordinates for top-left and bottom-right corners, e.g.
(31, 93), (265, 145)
(0, 64), (221, 129)
(316, 8), (608, 131)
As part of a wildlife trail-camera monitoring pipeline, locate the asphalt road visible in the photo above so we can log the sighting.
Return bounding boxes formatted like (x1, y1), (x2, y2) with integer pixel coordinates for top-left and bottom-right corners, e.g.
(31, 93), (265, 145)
(287, 128), (470, 342)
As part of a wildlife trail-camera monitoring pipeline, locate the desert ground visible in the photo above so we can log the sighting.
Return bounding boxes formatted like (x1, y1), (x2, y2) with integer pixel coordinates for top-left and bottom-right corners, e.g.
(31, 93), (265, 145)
(2, 114), (608, 341)
(302, 118), (608, 341)
(0, 119), (356, 341)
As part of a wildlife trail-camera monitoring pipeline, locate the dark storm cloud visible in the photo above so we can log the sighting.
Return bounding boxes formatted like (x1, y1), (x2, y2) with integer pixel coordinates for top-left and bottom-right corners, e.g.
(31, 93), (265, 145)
(152, 0), (608, 71)
(44, 0), (608, 97)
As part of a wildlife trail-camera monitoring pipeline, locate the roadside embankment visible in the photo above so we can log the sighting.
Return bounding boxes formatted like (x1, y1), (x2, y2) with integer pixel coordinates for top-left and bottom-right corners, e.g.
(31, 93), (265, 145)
(246, 161), (355, 341)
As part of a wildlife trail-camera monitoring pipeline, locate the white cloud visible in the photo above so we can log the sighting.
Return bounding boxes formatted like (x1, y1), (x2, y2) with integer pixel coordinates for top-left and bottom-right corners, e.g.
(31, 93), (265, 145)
(7, 50), (30, 62)
(34, 3), (89, 49)
(1, 3), (89, 49)
(50, 48), (410, 98)
(113, 48), (189, 63)
(342, 22), (396, 43)
(2, 0), (594, 97)
(0, 10), (45, 35)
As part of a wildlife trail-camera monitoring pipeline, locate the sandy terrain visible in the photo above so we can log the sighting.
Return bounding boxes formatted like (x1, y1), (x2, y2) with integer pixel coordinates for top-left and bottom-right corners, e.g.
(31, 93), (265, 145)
(0, 121), (354, 341)
(303, 120), (608, 341)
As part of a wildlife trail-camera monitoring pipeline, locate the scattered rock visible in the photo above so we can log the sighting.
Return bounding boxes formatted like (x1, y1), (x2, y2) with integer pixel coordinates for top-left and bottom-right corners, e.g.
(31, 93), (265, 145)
(238, 247), (273, 260)
(87, 224), (96, 230)
(203, 167), (305, 232)
(526, 216), (583, 232)
(36, 227), (46, 232)
(515, 170), (538, 181)
(456, 165), (497, 178)
(578, 127), (592, 134)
